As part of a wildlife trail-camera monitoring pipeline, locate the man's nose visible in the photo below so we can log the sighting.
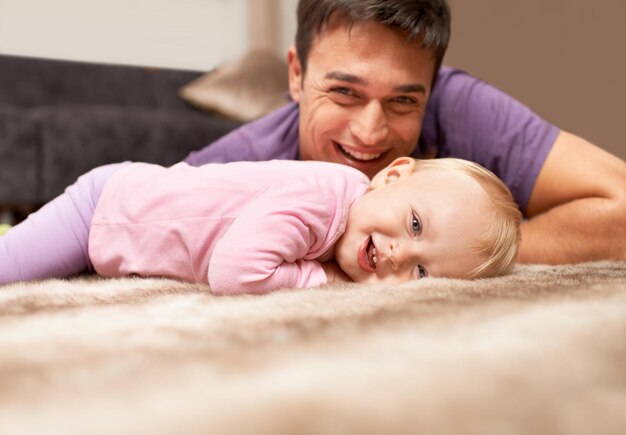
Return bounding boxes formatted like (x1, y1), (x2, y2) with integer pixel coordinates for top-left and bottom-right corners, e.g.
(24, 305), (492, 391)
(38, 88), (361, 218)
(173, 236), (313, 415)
(350, 100), (389, 146)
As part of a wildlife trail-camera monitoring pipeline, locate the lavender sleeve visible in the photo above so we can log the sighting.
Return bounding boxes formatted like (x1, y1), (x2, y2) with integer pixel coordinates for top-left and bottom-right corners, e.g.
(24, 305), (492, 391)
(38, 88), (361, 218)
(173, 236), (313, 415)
(0, 163), (125, 284)
(418, 67), (560, 213)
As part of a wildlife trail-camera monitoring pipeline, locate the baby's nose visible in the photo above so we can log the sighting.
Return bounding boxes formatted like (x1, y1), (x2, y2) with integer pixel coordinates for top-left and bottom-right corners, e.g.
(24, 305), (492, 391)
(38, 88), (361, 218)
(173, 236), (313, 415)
(388, 239), (415, 271)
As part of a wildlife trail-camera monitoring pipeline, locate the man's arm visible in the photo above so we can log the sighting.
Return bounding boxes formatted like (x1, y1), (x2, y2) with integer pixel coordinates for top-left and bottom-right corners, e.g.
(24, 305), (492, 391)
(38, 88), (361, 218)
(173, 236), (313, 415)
(519, 131), (626, 263)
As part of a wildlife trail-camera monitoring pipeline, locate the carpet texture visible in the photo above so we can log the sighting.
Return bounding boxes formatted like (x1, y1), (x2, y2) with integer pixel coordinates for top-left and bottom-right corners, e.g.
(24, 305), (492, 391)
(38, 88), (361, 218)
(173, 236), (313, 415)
(1, 261), (625, 435)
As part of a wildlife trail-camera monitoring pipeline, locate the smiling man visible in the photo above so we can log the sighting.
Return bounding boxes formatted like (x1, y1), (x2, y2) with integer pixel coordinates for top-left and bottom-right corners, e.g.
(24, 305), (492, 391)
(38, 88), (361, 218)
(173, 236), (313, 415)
(184, 0), (626, 265)
(289, 15), (434, 178)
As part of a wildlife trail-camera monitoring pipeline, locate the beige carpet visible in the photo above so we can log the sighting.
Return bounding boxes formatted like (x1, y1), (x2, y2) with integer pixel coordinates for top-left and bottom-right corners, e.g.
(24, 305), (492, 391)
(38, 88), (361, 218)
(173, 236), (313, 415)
(1, 261), (625, 435)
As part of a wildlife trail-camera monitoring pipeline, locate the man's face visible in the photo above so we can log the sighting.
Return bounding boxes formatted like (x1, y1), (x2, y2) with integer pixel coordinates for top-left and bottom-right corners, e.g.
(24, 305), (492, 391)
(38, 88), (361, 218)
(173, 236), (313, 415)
(334, 160), (492, 283)
(288, 16), (437, 179)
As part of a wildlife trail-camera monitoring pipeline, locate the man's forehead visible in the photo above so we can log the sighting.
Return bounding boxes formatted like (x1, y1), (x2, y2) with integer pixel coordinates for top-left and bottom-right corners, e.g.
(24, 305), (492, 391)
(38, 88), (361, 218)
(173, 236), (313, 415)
(307, 16), (437, 86)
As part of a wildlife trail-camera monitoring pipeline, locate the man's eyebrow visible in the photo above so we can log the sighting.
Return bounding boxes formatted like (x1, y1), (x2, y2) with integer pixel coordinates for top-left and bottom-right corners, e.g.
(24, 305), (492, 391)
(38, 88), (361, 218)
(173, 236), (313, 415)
(393, 83), (426, 94)
(324, 71), (426, 94)
(324, 71), (367, 85)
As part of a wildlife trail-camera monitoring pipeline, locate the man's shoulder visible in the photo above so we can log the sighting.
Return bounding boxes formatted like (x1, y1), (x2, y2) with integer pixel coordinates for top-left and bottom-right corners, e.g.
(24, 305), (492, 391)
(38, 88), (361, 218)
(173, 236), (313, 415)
(431, 67), (482, 99)
(185, 102), (300, 165)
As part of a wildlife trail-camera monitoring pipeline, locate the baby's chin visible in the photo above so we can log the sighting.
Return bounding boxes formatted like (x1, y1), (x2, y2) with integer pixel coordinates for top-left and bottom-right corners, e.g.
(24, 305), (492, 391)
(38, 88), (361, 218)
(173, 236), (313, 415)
(338, 259), (406, 285)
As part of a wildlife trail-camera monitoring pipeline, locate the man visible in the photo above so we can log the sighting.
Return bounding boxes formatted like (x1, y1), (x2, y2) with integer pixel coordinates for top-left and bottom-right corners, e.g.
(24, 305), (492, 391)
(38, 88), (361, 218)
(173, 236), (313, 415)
(185, 0), (626, 264)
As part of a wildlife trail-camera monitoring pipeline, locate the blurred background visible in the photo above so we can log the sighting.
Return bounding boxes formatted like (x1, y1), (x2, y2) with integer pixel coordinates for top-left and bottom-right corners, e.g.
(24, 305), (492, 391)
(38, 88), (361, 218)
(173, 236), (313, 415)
(0, 0), (624, 159)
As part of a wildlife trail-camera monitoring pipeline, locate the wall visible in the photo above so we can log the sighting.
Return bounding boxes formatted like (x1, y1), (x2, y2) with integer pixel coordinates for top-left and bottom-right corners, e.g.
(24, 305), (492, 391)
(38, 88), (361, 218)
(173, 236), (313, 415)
(278, 0), (298, 54)
(0, 0), (298, 70)
(247, 0), (296, 56)
(0, 0), (248, 70)
(444, 0), (626, 160)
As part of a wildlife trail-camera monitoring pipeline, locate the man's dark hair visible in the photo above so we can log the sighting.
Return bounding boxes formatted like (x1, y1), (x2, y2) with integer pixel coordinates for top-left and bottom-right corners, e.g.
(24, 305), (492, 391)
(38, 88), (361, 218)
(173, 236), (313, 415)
(295, 0), (451, 82)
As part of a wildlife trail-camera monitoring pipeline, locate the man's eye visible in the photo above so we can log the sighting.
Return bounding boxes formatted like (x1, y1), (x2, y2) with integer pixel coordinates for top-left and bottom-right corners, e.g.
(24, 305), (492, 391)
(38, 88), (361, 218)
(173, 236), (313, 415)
(330, 87), (356, 97)
(411, 212), (422, 235)
(392, 96), (417, 105)
(417, 265), (428, 279)
(388, 96), (421, 114)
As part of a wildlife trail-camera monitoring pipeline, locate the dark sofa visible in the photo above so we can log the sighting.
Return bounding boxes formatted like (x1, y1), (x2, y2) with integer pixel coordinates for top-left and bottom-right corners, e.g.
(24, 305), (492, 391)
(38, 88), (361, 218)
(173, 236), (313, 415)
(0, 54), (240, 218)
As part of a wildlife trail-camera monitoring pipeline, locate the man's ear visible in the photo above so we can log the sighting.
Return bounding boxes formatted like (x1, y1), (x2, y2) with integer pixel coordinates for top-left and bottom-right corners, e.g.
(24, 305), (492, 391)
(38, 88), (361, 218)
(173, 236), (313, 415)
(287, 46), (303, 103)
(370, 158), (417, 189)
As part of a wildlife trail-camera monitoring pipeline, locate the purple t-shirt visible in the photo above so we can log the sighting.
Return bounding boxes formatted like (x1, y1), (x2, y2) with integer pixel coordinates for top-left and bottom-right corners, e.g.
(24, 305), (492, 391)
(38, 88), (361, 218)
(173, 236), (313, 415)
(184, 67), (559, 213)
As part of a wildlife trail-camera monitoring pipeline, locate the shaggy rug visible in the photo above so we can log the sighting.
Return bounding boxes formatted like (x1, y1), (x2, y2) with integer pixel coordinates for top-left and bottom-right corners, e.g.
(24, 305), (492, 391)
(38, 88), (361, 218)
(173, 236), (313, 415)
(1, 261), (625, 435)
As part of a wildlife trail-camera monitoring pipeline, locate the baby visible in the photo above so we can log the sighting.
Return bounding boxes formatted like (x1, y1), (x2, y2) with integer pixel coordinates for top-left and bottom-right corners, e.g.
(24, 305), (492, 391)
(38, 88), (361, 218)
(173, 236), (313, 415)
(0, 157), (521, 294)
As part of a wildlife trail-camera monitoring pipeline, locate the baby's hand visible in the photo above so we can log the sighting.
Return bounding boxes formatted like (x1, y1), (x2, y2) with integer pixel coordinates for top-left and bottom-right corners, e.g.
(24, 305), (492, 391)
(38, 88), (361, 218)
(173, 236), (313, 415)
(321, 261), (353, 284)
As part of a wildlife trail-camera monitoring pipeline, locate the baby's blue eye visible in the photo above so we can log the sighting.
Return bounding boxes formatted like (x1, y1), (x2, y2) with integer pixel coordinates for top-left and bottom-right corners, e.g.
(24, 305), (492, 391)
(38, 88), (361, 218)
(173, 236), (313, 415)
(411, 213), (421, 234)
(417, 265), (427, 279)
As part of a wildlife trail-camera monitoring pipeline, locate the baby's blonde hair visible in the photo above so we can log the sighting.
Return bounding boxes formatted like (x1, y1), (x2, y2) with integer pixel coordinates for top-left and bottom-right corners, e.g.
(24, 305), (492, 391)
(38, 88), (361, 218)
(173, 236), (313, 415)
(412, 158), (522, 278)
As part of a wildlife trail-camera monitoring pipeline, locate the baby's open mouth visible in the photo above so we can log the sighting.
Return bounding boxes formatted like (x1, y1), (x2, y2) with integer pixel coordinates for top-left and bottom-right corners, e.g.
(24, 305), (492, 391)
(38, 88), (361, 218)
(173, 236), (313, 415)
(366, 237), (377, 271)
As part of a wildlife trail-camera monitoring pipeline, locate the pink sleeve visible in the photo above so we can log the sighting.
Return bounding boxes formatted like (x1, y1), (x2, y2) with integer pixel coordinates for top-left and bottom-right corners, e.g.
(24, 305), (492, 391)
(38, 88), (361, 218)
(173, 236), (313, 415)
(208, 185), (345, 295)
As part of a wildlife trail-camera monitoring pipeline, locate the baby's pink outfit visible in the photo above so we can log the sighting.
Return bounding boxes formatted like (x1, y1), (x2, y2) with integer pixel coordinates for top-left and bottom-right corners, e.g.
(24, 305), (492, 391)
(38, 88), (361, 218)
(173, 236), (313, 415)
(89, 160), (369, 294)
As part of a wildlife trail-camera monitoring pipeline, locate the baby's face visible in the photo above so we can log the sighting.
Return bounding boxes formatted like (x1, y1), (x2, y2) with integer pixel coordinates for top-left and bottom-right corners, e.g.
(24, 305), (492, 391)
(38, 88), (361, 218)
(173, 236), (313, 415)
(334, 166), (492, 283)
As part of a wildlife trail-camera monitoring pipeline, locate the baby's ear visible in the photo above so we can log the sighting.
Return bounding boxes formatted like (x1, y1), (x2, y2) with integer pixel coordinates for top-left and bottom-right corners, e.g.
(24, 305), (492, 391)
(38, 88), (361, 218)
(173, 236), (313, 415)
(384, 158), (417, 184)
(370, 158), (416, 189)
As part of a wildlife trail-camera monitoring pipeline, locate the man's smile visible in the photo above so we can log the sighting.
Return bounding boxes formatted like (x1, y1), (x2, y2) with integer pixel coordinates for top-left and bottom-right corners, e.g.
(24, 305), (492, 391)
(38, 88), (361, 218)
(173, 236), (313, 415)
(334, 141), (387, 163)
